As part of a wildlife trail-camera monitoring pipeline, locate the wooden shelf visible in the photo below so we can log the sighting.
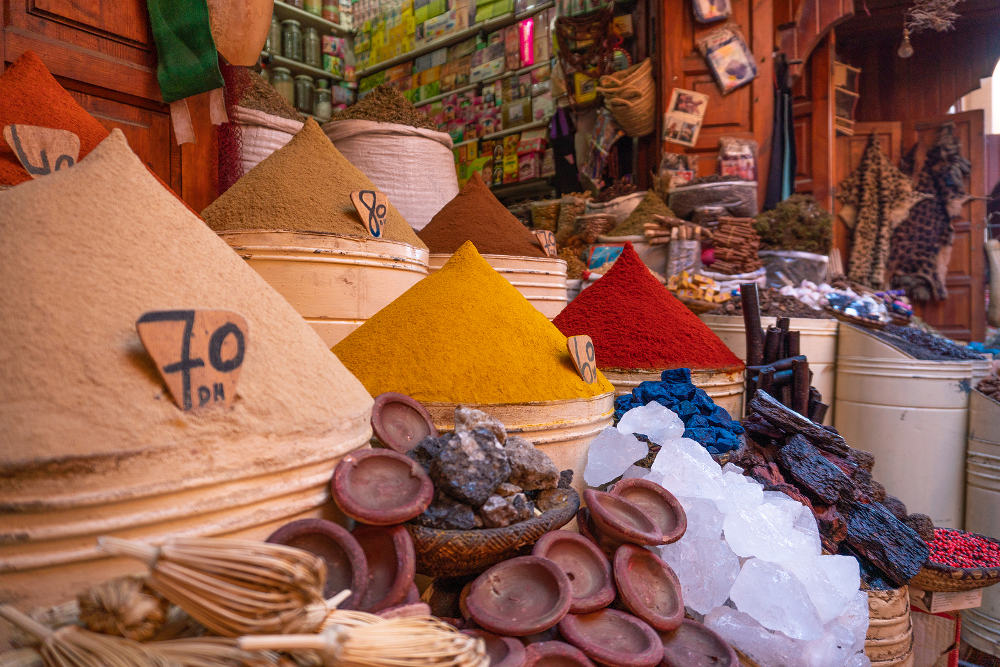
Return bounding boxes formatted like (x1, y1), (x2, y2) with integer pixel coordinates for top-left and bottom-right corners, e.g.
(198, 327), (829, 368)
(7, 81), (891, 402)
(357, 1), (554, 78)
(414, 83), (478, 107)
(263, 52), (354, 86)
(480, 60), (549, 85)
(480, 118), (548, 141)
(273, 1), (353, 35)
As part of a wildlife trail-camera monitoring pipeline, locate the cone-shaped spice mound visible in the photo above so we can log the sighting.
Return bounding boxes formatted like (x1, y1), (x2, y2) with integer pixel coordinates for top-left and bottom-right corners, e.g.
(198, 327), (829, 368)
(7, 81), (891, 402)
(0, 129), (374, 505)
(607, 190), (674, 236)
(553, 244), (742, 370)
(334, 241), (613, 403)
(0, 51), (110, 186)
(202, 119), (426, 247)
(417, 173), (545, 256)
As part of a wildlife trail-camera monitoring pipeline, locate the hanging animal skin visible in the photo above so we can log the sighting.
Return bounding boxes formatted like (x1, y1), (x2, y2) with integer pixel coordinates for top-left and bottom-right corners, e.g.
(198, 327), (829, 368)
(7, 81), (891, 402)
(206, 0), (272, 66)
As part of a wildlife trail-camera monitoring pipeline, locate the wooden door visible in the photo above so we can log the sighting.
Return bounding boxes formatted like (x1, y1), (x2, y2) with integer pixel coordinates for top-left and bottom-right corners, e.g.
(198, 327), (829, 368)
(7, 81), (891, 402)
(0, 0), (217, 211)
(905, 110), (988, 341)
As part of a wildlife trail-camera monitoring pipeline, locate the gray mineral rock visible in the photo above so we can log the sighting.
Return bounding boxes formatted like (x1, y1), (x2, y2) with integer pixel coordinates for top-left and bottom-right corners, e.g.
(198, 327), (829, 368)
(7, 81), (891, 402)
(505, 436), (559, 491)
(478, 493), (535, 528)
(454, 405), (507, 443)
(431, 429), (510, 507)
(413, 493), (481, 530)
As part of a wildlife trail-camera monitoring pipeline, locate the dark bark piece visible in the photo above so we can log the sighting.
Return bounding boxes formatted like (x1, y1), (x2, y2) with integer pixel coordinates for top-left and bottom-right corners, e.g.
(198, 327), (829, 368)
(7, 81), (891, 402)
(776, 435), (853, 505)
(763, 327), (782, 363)
(747, 390), (849, 455)
(904, 513), (936, 542)
(882, 495), (909, 520)
(813, 504), (848, 552)
(842, 500), (930, 588)
(741, 283), (764, 366)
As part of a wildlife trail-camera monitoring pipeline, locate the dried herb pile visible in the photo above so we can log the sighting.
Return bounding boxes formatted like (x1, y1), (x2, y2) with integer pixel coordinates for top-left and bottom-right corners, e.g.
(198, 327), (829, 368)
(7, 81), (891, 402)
(754, 194), (833, 254)
(332, 84), (437, 130)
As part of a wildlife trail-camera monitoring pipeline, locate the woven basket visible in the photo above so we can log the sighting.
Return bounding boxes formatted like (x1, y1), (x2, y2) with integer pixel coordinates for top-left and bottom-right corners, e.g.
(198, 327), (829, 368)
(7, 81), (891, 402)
(824, 307), (888, 330)
(405, 488), (580, 578)
(597, 59), (655, 137)
(909, 532), (1000, 592)
(576, 213), (615, 243)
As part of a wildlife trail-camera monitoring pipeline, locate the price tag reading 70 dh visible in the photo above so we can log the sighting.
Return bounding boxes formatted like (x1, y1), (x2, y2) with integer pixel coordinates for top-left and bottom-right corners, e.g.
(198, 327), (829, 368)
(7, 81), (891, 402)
(136, 310), (248, 412)
(567, 334), (598, 384)
(351, 189), (388, 239)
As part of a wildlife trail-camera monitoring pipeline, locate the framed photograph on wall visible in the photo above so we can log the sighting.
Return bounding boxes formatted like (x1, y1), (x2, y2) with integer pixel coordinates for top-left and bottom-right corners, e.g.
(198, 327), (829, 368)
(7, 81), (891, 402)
(692, 0), (731, 23)
(663, 88), (708, 147)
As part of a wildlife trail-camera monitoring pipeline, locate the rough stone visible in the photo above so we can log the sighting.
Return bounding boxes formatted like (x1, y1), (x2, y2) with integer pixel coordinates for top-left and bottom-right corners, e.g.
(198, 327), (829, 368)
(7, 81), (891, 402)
(903, 513), (935, 542)
(558, 469), (573, 489)
(430, 429), (510, 507)
(478, 493), (535, 528)
(407, 434), (447, 472)
(495, 482), (522, 497)
(454, 405), (507, 443)
(505, 436), (559, 491)
(413, 493), (480, 530)
(535, 487), (572, 512)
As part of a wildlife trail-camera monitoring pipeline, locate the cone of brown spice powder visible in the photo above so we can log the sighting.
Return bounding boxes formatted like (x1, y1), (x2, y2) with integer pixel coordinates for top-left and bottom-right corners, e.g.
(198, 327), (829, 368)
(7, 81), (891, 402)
(417, 173), (545, 257)
(202, 119), (426, 248)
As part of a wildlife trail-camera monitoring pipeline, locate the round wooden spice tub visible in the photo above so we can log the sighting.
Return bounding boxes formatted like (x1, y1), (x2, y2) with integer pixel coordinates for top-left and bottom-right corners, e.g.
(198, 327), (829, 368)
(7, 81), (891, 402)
(865, 585), (914, 666)
(601, 367), (746, 420)
(220, 230), (429, 346)
(428, 253), (569, 319)
(422, 394), (615, 494)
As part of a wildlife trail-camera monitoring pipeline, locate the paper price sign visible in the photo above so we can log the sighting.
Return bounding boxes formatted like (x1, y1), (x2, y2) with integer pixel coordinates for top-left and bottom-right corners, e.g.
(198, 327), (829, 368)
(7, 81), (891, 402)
(351, 189), (388, 239)
(533, 230), (557, 257)
(567, 334), (598, 384)
(137, 310), (248, 412)
(3, 124), (80, 178)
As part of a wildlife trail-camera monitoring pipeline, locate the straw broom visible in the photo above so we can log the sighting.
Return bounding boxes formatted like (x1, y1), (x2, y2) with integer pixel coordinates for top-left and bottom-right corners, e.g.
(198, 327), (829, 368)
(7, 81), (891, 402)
(239, 610), (489, 667)
(97, 537), (329, 637)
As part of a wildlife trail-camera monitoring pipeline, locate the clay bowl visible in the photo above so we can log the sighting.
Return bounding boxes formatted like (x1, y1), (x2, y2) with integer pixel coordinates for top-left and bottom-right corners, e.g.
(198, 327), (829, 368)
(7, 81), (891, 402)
(371, 392), (437, 454)
(404, 582), (421, 603)
(352, 524), (416, 612)
(378, 602), (431, 619)
(331, 448), (433, 525)
(612, 544), (684, 632)
(575, 507), (623, 557)
(406, 487), (580, 578)
(465, 555), (573, 636)
(533, 531), (615, 613)
(583, 489), (661, 547)
(524, 641), (597, 666)
(659, 619), (739, 667)
(462, 629), (528, 667)
(558, 608), (663, 667)
(266, 518), (367, 607)
(609, 478), (687, 545)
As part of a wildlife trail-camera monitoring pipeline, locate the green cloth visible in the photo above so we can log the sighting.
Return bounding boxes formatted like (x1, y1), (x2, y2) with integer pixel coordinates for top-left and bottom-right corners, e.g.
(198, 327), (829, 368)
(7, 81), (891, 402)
(147, 0), (224, 103)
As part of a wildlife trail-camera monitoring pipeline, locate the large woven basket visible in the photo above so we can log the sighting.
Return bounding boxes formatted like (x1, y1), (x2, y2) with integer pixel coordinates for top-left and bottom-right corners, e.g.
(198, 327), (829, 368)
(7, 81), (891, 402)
(597, 59), (655, 137)
(405, 488), (580, 578)
(909, 532), (1000, 592)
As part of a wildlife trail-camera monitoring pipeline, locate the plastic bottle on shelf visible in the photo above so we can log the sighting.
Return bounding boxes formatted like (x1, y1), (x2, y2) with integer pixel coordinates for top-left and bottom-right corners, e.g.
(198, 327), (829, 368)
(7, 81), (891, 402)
(281, 19), (303, 61)
(304, 27), (321, 68)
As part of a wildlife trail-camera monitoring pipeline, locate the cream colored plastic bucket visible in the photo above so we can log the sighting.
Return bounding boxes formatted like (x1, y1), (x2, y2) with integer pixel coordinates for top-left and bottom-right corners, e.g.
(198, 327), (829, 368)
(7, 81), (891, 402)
(220, 231), (429, 346)
(423, 393), (615, 494)
(866, 586), (914, 666)
(600, 367), (745, 419)
(699, 314), (838, 422)
(962, 389), (1000, 657)
(834, 355), (972, 528)
(429, 253), (568, 319)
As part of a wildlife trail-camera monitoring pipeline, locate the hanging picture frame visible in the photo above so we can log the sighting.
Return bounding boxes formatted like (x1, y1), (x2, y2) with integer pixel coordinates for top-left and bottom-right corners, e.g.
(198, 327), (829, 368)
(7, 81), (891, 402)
(663, 88), (708, 148)
(692, 0), (731, 23)
(696, 24), (757, 94)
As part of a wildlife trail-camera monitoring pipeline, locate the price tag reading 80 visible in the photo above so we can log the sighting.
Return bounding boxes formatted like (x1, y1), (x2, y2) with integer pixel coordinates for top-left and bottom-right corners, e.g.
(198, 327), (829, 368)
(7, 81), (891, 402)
(567, 334), (598, 384)
(351, 189), (388, 239)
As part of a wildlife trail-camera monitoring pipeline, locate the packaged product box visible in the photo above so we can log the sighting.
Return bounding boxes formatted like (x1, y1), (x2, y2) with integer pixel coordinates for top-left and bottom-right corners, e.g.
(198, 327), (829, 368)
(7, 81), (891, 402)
(359, 70), (386, 92)
(430, 47), (449, 67)
(533, 35), (550, 62)
(422, 9), (458, 42)
(471, 56), (504, 82)
(419, 65), (441, 85)
(541, 147), (555, 177)
(323, 55), (346, 77)
(502, 98), (531, 127)
(419, 81), (441, 99)
(414, 52), (434, 71)
(612, 14), (633, 37)
(414, 0), (430, 23)
(519, 151), (541, 180)
(531, 90), (553, 120)
(504, 26), (520, 69)
(449, 37), (478, 59)
(474, 0), (496, 22)
(517, 134), (545, 154)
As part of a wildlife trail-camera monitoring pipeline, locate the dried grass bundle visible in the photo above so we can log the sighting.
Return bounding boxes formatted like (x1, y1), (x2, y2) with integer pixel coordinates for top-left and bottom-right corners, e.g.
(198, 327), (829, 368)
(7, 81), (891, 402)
(98, 537), (328, 637)
(905, 0), (961, 34)
(239, 611), (489, 667)
(77, 576), (169, 641)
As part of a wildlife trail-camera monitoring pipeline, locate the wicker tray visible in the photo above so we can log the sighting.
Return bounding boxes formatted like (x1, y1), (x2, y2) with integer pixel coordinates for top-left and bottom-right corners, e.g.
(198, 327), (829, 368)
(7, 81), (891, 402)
(405, 488), (580, 578)
(824, 306), (887, 330)
(909, 531), (1000, 592)
(677, 294), (726, 315)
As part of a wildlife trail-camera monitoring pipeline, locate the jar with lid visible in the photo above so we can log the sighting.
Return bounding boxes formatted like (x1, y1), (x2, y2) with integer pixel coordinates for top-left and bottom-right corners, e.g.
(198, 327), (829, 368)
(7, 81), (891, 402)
(304, 0), (322, 15)
(294, 75), (314, 113)
(267, 15), (281, 54)
(313, 80), (333, 121)
(281, 19), (303, 62)
(271, 67), (294, 106)
(285, 0), (303, 7)
(322, 3), (340, 23)
(303, 27), (321, 68)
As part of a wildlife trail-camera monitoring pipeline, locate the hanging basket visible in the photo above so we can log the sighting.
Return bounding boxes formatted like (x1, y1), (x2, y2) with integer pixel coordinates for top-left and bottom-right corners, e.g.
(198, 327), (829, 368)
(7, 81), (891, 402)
(597, 59), (655, 137)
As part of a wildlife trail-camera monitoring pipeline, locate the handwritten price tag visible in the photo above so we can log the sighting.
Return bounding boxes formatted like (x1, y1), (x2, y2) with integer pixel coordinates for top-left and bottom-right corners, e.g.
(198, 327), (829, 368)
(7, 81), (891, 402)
(567, 334), (598, 384)
(533, 230), (557, 257)
(136, 310), (248, 411)
(3, 124), (80, 178)
(351, 189), (388, 239)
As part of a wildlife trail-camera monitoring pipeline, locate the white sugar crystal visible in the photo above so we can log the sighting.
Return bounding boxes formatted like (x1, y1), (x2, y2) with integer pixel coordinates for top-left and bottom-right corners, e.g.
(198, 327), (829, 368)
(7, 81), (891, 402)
(723, 501), (818, 564)
(617, 402), (685, 444)
(650, 437), (724, 502)
(730, 558), (824, 640)
(715, 468), (764, 515)
(704, 606), (800, 666)
(658, 535), (739, 614)
(783, 554), (861, 624)
(846, 652), (872, 667)
(676, 496), (724, 542)
(621, 465), (650, 480)
(800, 624), (858, 667)
(583, 427), (648, 487)
(830, 590), (870, 653)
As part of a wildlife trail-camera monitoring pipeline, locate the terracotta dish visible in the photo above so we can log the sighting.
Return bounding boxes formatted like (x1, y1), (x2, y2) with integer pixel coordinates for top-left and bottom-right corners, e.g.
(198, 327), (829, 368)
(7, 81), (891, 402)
(533, 531), (615, 613)
(609, 478), (686, 545)
(462, 629), (528, 667)
(265, 518), (367, 607)
(352, 524), (416, 612)
(558, 609), (662, 667)
(524, 640), (597, 666)
(613, 544), (684, 632)
(575, 507), (622, 556)
(465, 555), (572, 636)
(583, 489), (661, 546)
(659, 619), (739, 667)
(331, 448), (433, 525)
(371, 391), (438, 454)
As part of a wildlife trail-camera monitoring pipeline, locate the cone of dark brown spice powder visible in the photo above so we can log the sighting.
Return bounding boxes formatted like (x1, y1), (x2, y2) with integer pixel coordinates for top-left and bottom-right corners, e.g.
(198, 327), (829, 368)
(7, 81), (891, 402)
(417, 173), (545, 257)
(331, 84), (437, 130)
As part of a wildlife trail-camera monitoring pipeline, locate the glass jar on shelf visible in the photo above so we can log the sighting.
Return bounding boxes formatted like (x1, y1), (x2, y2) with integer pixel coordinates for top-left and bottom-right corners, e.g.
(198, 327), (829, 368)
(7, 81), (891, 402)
(271, 67), (294, 105)
(303, 27), (321, 68)
(313, 80), (333, 121)
(294, 75), (315, 114)
(267, 15), (281, 54)
(285, 0), (304, 7)
(281, 19), (303, 62)
(304, 0), (322, 15)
